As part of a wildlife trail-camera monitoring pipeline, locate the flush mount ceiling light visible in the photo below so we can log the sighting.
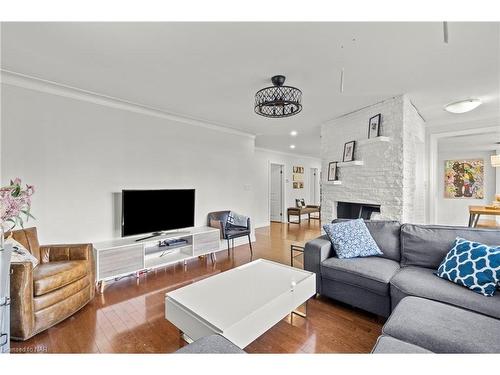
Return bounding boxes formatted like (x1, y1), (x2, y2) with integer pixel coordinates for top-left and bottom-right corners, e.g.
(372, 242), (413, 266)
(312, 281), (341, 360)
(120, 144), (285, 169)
(290, 130), (298, 136)
(254, 75), (302, 118)
(444, 99), (482, 114)
(290, 144), (296, 149)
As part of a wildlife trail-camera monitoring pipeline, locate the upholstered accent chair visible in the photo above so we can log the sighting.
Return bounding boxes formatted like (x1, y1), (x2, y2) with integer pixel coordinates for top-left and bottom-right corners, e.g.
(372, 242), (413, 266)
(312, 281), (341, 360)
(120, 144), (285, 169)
(8, 227), (95, 340)
(207, 211), (252, 257)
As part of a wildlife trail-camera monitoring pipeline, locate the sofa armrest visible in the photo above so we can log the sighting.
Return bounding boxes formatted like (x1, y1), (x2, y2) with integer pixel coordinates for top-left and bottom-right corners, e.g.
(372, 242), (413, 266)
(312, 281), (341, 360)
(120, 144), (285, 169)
(40, 243), (93, 262)
(10, 262), (35, 340)
(304, 235), (333, 294)
(209, 220), (227, 239)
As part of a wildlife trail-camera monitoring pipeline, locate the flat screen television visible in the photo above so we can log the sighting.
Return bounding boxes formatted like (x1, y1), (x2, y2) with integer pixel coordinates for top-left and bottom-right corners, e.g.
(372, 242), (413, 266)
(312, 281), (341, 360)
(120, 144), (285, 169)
(121, 189), (195, 238)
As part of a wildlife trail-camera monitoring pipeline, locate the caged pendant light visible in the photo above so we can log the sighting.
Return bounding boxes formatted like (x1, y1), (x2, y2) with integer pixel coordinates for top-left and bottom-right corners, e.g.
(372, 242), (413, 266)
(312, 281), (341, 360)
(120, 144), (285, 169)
(254, 75), (302, 118)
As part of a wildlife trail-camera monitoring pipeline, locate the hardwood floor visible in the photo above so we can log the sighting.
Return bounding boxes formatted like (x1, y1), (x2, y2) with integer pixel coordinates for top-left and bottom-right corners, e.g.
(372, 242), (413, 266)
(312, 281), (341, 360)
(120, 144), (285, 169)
(10, 221), (382, 354)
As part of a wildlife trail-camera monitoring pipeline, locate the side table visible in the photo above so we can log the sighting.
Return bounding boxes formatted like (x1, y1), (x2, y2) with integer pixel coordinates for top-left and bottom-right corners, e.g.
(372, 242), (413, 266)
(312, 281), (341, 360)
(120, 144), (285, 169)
(290, 244), (304, 268)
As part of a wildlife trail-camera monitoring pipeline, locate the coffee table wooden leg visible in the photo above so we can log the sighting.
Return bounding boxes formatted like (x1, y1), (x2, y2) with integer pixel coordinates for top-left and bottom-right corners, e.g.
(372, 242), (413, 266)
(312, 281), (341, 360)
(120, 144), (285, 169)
(291, 300), (307, 318)
(180, 330), (194, 344)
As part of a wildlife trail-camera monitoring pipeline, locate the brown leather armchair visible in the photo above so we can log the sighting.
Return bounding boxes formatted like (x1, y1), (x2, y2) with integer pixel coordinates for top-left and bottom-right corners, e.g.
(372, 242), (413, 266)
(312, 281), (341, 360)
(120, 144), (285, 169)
(8, 227), (95, 340)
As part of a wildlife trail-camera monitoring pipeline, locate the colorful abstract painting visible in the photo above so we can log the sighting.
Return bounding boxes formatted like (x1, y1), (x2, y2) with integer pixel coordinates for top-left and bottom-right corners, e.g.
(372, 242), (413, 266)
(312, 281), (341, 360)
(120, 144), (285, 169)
(444, 159), (484, 199)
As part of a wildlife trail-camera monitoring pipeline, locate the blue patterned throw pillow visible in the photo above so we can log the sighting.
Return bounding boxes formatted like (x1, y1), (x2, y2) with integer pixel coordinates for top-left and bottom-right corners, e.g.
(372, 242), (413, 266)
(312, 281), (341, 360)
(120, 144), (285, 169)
(435, 237), (500, 297)
(323, 219), (383, 259)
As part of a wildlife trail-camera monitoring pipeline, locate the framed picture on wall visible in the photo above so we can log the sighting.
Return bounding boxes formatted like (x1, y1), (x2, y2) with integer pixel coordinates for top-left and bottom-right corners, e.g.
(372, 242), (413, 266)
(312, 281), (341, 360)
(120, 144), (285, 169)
(342, 141), (355, 162)
(327, 162), (338, 181)
(368, 114), (381, 139)
(444, 159), (484, 199)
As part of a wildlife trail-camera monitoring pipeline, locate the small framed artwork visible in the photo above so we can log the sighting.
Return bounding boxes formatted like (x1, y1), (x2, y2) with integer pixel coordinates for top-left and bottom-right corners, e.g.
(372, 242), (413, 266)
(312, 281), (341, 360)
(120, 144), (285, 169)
(327, 162), (338, 181)
(342, 141), (355, 162)
(368, 114), (381, 139)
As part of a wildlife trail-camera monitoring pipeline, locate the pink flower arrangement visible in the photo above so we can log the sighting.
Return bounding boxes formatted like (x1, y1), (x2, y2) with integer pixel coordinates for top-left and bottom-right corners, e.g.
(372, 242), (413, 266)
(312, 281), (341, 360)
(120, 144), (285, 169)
(0, 178), (35, 231)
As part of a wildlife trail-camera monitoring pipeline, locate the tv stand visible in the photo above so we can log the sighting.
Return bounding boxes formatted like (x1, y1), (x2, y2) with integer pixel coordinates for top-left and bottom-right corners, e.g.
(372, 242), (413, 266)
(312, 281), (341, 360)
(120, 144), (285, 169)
(93, 226), (220, 293)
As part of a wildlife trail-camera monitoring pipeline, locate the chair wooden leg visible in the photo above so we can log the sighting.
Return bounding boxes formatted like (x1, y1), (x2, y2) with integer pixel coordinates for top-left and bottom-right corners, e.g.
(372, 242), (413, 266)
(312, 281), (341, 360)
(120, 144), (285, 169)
(248, 234), (253, 257)
(227, 239), (231, 256)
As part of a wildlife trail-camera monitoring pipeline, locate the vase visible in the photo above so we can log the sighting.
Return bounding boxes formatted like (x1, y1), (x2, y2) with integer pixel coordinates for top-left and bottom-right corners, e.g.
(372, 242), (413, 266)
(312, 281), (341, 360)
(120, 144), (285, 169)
(0, 223), (12, 353)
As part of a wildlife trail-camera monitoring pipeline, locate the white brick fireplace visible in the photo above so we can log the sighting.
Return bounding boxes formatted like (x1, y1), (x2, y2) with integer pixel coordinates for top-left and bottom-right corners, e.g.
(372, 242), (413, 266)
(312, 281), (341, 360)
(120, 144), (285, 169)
(321, 95), (426, 224)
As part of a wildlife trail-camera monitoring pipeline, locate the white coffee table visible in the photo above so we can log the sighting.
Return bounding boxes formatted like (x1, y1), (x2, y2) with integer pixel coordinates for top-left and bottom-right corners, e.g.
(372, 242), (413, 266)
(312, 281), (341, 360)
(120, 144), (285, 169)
(165, 259), (316, 349)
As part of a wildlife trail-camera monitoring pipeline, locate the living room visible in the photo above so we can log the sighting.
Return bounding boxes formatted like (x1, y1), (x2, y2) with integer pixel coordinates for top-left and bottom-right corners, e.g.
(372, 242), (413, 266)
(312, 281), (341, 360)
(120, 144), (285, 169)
(1, 1), (500, 373)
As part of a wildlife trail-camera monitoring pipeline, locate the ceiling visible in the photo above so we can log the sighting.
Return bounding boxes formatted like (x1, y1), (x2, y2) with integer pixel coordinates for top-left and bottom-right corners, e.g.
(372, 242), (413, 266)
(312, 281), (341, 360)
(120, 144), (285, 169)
(438, 130), (500, 153)
(1, 22), (499, 157)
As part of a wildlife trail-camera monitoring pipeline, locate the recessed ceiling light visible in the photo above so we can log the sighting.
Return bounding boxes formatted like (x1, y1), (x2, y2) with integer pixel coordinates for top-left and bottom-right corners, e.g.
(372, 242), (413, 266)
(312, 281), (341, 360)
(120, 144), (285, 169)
(444, 99), (482, 114)
(290, 145), (296, 149)
(290, 130), (298, 136)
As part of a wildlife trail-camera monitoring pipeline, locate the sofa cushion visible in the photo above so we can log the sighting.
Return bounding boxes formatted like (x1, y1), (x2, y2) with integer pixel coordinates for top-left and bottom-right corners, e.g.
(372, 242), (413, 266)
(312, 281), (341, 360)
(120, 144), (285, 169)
(33, 260), (89, 296)
(175, 334), (245, 354)
(321, 256), (400, 295)
(371, 335), (432, 354)
(400, 224), (500, 269)
(323, 219), (382, 259)
(333, 220), (401, 262)
(435, 237), (500, 297)
(390, 266), (500, 319)
(383, 296), (500, 353)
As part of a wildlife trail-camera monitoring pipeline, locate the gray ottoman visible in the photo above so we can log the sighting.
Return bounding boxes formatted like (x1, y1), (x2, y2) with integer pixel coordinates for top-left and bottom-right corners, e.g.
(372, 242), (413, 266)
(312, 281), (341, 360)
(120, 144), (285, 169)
(372, 335), (432, 353)
(175, 335), (245, 354)
(382, 296), (500, 353)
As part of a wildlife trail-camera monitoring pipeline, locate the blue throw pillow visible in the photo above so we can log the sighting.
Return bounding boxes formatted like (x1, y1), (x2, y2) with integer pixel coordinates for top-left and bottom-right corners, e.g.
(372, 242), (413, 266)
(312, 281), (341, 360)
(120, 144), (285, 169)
(323, 219), (383, 259)
(435, 237), (500, 297)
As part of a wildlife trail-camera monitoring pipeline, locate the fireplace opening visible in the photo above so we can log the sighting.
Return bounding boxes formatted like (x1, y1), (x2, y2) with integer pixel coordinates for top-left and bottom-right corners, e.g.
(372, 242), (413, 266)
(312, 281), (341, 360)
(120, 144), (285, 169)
(337, 201), (381, 220)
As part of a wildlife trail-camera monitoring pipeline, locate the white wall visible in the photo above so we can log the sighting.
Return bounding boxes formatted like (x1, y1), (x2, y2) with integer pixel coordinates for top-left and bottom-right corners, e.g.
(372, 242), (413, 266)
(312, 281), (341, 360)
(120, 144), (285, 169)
(1, 83), (257, 244)
(252, 148), (321, 228)
(436, 149), (497, 226)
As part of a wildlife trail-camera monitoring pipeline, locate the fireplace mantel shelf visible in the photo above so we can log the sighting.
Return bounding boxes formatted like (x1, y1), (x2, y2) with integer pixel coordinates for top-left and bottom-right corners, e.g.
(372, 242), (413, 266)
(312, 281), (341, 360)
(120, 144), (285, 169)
(338, 160), (364, 167)
(324, 180), (342, 185)
(357, 136), (392, 146)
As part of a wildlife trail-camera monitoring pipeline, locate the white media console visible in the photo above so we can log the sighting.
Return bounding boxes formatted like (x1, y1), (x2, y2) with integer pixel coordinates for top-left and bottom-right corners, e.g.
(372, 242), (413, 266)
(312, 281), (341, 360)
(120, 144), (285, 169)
(93, 226), (220, 292)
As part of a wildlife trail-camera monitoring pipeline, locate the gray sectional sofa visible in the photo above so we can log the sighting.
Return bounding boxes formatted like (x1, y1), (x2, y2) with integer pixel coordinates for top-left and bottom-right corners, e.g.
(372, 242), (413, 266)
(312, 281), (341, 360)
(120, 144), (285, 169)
(304, 220), (500, 353)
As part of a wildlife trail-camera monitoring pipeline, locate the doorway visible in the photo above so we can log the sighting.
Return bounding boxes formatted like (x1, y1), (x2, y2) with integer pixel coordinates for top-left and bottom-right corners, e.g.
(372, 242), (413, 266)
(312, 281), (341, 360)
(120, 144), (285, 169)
(310, 168), (319, 205)
(270, 163), (284, 222)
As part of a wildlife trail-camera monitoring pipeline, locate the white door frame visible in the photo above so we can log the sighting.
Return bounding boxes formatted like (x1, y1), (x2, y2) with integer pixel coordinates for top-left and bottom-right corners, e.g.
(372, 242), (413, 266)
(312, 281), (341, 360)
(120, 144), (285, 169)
(427, 125), (499, 224)
(310, 167), (319, 205)
(269, 162), (285, 223)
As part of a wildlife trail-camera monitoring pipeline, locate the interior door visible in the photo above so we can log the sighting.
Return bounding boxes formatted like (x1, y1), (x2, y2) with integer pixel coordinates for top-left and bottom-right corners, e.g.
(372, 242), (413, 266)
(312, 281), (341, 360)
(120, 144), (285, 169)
(270, 164), (283, 222)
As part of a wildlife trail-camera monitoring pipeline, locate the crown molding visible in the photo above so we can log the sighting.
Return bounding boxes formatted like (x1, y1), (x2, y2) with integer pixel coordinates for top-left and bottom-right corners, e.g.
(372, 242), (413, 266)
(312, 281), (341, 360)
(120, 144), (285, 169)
(254, 146), (321, 161)
(0, 69), (256, 139)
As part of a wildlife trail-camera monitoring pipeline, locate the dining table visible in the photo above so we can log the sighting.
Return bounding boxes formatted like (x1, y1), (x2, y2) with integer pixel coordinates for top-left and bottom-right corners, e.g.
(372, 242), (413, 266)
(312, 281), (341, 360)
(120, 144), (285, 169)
(468, 205), (500, 227)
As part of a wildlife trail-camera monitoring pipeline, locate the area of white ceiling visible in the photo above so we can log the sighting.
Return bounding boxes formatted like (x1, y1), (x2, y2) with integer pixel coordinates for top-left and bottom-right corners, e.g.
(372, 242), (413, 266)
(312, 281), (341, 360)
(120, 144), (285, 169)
(1, 22), (499, 157)
(438, 130), (500, 153)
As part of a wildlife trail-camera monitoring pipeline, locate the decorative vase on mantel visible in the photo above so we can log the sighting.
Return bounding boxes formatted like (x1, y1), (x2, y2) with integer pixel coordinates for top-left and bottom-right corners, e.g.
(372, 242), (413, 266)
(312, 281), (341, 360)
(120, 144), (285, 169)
(0, 224), (13, 353)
